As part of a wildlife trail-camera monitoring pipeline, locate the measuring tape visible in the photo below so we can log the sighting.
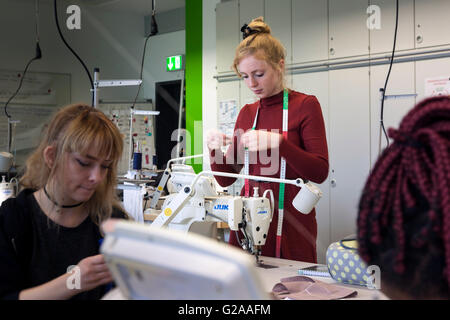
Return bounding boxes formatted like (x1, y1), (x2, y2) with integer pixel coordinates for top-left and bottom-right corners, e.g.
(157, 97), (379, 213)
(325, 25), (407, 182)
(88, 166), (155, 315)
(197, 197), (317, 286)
(244, 108), (259, 197)
(243, 89), (288, 258)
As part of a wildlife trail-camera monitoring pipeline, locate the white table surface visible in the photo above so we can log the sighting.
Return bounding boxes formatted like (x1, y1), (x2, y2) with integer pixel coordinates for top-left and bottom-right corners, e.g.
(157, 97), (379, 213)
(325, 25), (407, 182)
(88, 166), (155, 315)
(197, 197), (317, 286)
(255, 256), (388, 300)
(102, 255), (388, 300)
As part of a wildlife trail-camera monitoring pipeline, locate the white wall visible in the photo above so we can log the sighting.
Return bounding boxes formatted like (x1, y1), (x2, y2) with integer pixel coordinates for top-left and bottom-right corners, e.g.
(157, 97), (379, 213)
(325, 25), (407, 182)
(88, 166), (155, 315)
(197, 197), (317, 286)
(143, 30), (185, 103)
(0, 0), (185, 107)
(202, 0), (221, 170)
(0, 0), (185, 166)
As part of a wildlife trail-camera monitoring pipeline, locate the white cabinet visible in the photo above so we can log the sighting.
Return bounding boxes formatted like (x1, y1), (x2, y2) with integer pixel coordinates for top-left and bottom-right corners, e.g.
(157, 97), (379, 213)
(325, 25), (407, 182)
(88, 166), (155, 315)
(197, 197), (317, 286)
(239, 0), (264, 30)
(369, 0), (415, 54)
(329, 0), (370, 59)
(217, 81), (240, 116)
(292, 71), (330, 264)
(216, 0), (239, 73)
(292, 0), (329, 64)
(329, 67), (371, 243)
(240, 80), (258, 107)
(264, 0), (292, 63)
(415, 0), (450, 48)
(369, 62), (415, 167)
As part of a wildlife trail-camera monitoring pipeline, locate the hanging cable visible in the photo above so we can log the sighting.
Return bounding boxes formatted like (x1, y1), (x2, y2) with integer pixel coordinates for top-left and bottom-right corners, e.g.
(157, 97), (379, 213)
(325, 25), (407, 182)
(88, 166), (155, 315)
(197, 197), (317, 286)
(379, 0), (399, 150)
(54, 0), (94, 106)
(4, 0), (42, 152)
(131, 0), (158, 110)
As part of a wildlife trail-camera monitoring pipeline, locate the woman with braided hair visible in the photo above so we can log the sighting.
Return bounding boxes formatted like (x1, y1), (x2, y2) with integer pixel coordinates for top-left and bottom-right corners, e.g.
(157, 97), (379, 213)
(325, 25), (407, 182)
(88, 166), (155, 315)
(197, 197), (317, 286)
(357, 95), (450, 299)
(207, 17), (328, 262)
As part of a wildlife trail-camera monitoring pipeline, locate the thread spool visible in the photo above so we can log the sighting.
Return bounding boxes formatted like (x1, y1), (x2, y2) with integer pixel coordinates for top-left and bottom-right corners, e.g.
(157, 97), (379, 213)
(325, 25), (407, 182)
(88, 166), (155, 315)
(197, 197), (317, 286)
(133, 152), (142, 170)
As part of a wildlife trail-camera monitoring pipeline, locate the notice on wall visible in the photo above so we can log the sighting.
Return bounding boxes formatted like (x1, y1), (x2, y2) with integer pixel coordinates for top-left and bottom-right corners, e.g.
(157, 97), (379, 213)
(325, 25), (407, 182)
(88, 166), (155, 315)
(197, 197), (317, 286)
(425, 76), (450, 97)
(218, 99), (238, 136)
(217, 99), (244, 195)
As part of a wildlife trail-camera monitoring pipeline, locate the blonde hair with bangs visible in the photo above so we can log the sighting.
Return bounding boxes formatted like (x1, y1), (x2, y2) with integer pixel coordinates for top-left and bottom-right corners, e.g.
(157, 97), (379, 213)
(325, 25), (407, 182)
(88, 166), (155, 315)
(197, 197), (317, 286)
(20, 103), (126, 226)
(233, 17), (286, 80)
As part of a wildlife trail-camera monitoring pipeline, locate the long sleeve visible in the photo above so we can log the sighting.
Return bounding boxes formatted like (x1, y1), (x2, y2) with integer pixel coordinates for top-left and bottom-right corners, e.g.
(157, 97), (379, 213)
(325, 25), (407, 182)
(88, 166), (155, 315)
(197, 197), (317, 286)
(279, 95), (329, 183)
(0, 198), (29, 300)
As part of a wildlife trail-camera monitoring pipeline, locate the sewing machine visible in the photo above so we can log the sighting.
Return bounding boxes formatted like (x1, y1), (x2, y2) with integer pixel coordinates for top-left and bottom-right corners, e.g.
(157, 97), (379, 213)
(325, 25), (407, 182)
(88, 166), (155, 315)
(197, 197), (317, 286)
(152, 170), (273, 260)
(146, 160), (322, 262)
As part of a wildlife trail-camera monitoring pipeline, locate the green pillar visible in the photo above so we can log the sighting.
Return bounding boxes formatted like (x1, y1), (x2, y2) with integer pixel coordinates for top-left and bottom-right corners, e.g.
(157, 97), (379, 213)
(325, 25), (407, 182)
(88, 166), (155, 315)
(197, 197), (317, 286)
(185, 0), (203, 173)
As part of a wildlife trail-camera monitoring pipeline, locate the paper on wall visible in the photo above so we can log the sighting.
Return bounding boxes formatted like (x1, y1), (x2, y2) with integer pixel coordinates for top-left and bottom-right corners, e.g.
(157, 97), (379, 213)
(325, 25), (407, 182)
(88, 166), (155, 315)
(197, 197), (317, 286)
(425, 76), (450, 97)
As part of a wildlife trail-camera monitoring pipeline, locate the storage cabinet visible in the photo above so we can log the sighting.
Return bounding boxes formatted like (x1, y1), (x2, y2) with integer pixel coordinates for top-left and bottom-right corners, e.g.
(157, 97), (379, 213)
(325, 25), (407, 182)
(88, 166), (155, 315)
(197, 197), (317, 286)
(264, 0), (292, 63)
(216, 0), (239, 73)
(415, 0), (450, 48)
(369, 0), (415, 54)
(239, 0), (264, 30)
(328, 0), (370, 59)
(292, 0), (329, 64)
(369, 62), (415, 166)
(292, 71), (330, 264)
(329, 67), (371, 243)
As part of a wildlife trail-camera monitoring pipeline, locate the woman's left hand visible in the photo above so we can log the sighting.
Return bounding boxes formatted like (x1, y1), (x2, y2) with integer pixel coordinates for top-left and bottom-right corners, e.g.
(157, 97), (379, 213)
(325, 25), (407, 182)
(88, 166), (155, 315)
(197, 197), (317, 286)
(241, 130), (283, 152)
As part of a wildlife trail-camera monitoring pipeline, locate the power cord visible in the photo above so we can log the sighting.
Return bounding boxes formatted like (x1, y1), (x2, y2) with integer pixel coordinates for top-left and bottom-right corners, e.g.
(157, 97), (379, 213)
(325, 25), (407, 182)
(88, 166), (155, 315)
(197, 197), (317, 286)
(53, 0), (94, 106)
(379, 0), (399, 151)
(131, 0), (158, 110)
(3, 0), (42, 152)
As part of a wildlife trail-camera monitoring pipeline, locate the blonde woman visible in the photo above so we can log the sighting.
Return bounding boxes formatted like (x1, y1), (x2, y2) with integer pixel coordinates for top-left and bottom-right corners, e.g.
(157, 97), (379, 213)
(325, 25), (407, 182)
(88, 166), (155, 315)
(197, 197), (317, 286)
(0, 103), (129, 300)
(207, 17), (329, 263)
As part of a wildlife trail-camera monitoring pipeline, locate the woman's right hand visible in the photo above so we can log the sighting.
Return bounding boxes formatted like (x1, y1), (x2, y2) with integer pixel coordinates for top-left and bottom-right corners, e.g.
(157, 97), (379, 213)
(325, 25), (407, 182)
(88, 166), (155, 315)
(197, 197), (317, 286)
(206, 129), (231, 151)
(76, 254), (113, 292)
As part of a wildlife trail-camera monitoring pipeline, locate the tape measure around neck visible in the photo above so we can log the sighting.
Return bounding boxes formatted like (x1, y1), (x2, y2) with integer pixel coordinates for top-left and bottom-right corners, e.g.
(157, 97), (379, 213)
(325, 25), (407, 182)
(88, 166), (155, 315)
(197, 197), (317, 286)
(244, 107), (260, 197)
(243, 89), (289, 258)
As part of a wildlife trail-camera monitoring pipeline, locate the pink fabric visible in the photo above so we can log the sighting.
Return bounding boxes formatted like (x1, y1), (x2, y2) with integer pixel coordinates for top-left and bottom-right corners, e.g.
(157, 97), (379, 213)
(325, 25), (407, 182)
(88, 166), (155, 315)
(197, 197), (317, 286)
(272, 276), (357, 300)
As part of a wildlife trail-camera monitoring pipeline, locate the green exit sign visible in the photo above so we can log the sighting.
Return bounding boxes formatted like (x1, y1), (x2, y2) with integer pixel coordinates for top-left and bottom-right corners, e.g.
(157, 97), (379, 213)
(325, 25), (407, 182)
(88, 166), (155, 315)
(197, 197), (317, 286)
(166, 55), (184, 71)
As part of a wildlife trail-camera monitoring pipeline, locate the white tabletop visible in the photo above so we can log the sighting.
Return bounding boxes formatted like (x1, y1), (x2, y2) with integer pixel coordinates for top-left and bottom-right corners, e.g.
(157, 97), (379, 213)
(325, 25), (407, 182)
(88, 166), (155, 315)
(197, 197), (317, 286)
(103, 255), (388, 300)
(255, 256), (388, 300)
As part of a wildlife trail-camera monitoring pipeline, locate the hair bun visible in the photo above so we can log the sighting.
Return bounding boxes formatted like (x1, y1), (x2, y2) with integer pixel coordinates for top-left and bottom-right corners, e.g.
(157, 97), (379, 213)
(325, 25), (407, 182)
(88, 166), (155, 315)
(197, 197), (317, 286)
(248, 16), (271, 35)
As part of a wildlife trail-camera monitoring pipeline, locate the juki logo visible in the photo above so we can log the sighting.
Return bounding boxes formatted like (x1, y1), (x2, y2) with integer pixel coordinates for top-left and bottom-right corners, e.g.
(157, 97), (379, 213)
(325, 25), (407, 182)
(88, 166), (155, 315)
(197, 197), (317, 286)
(214, 204), (229, 210)
(258, 210), (268, 215)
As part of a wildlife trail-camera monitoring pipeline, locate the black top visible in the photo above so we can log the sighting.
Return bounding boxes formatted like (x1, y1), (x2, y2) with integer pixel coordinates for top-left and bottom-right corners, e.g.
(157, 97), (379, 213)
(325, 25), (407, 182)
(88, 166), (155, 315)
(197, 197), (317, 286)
(0, 189), (128, 300)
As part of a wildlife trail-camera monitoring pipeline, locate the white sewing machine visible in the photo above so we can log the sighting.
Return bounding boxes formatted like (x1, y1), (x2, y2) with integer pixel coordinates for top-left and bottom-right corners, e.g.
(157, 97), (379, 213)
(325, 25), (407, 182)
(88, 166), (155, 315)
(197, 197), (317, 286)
(146, 159), (322, 262)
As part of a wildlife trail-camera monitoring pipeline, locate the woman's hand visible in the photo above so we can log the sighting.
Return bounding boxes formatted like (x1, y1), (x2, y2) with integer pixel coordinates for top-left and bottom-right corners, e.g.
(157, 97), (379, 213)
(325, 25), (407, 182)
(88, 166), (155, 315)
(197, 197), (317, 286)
(19, 253), (114, 300)
(241, 130), (283, 152)
(206, 129), (231, 151)
(76, 254), (113, 292)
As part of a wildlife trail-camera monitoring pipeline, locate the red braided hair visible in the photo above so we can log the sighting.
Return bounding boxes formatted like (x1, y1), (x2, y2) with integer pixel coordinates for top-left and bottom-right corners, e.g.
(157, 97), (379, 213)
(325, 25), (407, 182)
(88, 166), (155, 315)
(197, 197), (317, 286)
(357, 95), (450, 298)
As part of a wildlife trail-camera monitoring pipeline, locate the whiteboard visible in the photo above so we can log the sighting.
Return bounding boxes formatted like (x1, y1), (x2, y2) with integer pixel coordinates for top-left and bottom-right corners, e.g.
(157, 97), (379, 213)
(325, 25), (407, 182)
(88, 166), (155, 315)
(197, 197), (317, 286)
(0, 69), (71, 168)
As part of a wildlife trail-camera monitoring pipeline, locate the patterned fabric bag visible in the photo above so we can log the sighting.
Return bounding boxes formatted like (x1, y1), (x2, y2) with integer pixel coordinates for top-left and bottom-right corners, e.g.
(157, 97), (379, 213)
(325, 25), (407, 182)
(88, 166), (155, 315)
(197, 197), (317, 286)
(326, 237), (379, 288)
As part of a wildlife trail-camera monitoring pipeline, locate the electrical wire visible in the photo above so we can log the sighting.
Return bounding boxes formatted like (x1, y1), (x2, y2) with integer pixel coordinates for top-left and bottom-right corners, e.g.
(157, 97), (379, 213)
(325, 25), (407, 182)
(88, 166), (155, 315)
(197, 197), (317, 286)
(53, 0), (94, 106)
(379, 0), (399, 150)
(131, 0), (158, 110)
(3, 0), (42, 152)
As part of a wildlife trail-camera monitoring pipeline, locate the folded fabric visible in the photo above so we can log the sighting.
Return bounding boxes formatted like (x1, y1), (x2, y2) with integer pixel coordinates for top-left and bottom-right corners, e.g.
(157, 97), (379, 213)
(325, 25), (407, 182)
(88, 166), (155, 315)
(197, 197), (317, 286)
(272, 276), (358, 300)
